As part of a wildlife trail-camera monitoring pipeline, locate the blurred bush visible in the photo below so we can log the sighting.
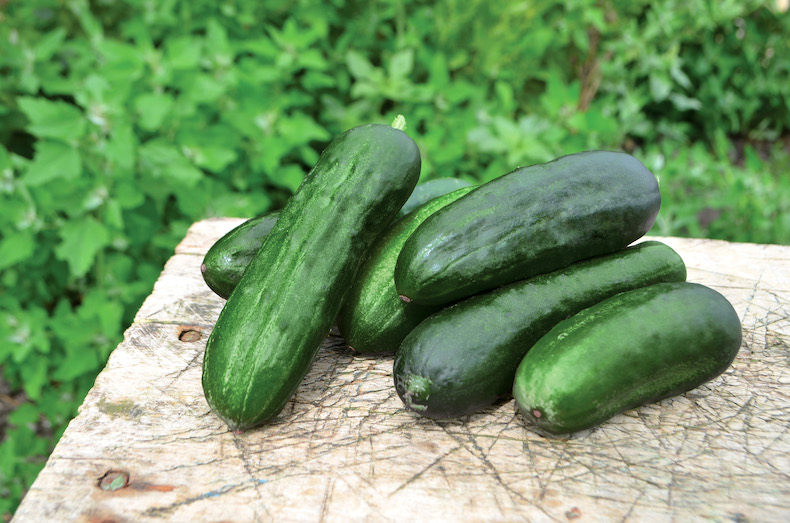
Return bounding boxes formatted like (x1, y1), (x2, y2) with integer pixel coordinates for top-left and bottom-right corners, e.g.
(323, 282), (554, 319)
(0, 0), (788, 516)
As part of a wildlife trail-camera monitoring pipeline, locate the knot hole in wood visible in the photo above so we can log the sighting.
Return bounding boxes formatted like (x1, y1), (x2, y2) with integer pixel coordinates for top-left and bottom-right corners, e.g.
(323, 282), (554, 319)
(98, 470), (129, 492)
(178, 326), (202, 343)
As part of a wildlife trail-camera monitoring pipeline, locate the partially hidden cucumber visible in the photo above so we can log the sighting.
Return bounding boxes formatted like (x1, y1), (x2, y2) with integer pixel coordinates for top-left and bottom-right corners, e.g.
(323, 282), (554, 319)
(512, 281), (742, 435)
(395, 151), (661, 306)
(338, 185), (477, 354)
(398, 177), (473, 217)
(201, 179), (471, 300)
(394, 241), (687, 419)
(202, 123), (421, 431)
(201, 210), (281, 299)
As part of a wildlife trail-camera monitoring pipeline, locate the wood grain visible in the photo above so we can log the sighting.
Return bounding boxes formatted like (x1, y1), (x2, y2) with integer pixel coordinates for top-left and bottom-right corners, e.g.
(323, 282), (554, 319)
(12, 218), (790, 522)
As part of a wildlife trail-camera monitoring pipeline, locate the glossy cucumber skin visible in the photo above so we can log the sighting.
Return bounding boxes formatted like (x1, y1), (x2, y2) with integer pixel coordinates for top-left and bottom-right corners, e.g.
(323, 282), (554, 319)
(512, 282), (742, 435)
(398, 178), (473, 217)
(393, 241), (687, 419)
(338, 186), (476, 354)
(395, 151), (661, 305)
(202, 124), (421, 431)
(201, 211), (281, 299)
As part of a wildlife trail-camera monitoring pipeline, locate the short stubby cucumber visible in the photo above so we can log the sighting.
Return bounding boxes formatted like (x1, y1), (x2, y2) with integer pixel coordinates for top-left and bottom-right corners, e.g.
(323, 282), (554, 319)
(201, 179), (472, 300)
(395, 151), (661, 305)
(512, 281), (742, 435)
(201, 211), (281, 299)
(338, 185), (476, 354)
(398, 177), (473, 217)
(202, 123), (421, 431)
(393, 241), (687, 419)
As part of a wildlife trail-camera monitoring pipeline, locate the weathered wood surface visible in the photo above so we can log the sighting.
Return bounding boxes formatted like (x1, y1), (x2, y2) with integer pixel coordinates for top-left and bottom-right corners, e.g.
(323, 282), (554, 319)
(13, 218), (790, 522)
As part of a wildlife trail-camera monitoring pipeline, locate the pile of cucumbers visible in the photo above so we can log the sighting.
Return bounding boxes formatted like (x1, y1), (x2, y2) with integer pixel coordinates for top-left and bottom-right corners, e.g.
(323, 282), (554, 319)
(200, 119), (742, 435)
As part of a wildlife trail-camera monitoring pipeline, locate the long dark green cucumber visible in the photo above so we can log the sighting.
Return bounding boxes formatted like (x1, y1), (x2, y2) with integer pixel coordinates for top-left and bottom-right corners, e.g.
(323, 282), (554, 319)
(338, 185), (476, 354)
(202, 123), (420, 431)
(398, 178), (472, 217)
(513, 282), (742, 435)
(393, 241), (687, 419)
(395, 151), (661, 305)
(201, 211), (281, 299)
(201, 179), (471, 300)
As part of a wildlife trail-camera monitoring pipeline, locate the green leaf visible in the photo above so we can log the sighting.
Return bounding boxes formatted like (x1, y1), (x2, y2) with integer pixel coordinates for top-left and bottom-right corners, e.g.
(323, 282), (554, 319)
(19, 356), (47, 401)
(54, 217), (110, 278)
(0, 231), (35, 271)
(105, 122), (136, 171)
(649, 75), (672, 102)
(8, 404), (39, 427)
(206, 18), (233, 67)
(23, 141), (81, 186)
(389, 49), (414, 79)
(252, 136), (290, 173)
(80, 74), (111, 105)
(165, 36), (203, 70)
(180, 73), (226, 104)
(495, 81), (515, 112)
(17, 97), (86, 141)
(346, 50), (375, 79)
(237, 36), (278, 58)
(52, 348), (100, 382)
(68, 0), (104, 44)
(668, 93), (703, 111)
(166, 162), (204, 188)
(139, 140), (203, 188)
(300, 71), (337, 91)
(185, 145), (237, 173)
(276, 113), (330, 144)
(96, 40), (145, 83)
(176, 124), (240, 173)
(540, 72), (579, 114)
(0, 145), (11, 173)
(134, 93), (174, 131)
(269, 164), (305, 193)
(670, 64), (693, 90)
(583, 7), (606, 31)
(35, 27), (67, 61)
(113, 179), (145, 209)
(0, 438), (16, 479)
(743, 145), (764, 172)
(104, 198), (125, 230)
(79, 289), (123, 339)
(466, 126), (507, 155)
(207, 189), (272, 219)
(297, 49), (328, 71)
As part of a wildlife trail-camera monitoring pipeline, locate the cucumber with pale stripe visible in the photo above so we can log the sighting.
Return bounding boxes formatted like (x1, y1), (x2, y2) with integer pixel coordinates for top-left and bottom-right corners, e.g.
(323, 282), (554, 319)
(513, 282), (742, 434)
(202, 122), (421, 430)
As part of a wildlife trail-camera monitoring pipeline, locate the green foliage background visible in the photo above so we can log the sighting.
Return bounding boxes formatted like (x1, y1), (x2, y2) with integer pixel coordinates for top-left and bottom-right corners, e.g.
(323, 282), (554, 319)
(0, 0), (788, 516)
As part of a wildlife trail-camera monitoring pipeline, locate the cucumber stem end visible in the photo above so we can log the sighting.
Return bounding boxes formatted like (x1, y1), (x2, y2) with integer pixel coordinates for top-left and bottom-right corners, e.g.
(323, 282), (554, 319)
(391, 114), (407, 131)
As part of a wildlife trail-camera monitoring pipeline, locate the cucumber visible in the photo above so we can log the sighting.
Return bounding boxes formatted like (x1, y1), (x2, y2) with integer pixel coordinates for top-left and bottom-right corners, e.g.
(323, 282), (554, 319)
(338, 185), (476, 354)
(202, 123), (421, 431)
(201, 179), (472, 300)
(398, 177), (473, 217)
(393, 241), (687, 419)
(395, 151), (661, 305)
(512, 282), (742, 435)
(201, 210), (281, 299)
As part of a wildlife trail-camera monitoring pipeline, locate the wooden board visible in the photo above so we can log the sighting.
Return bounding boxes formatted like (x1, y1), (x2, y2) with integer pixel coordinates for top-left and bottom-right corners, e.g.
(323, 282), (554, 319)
(12, 218), (790, 522)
